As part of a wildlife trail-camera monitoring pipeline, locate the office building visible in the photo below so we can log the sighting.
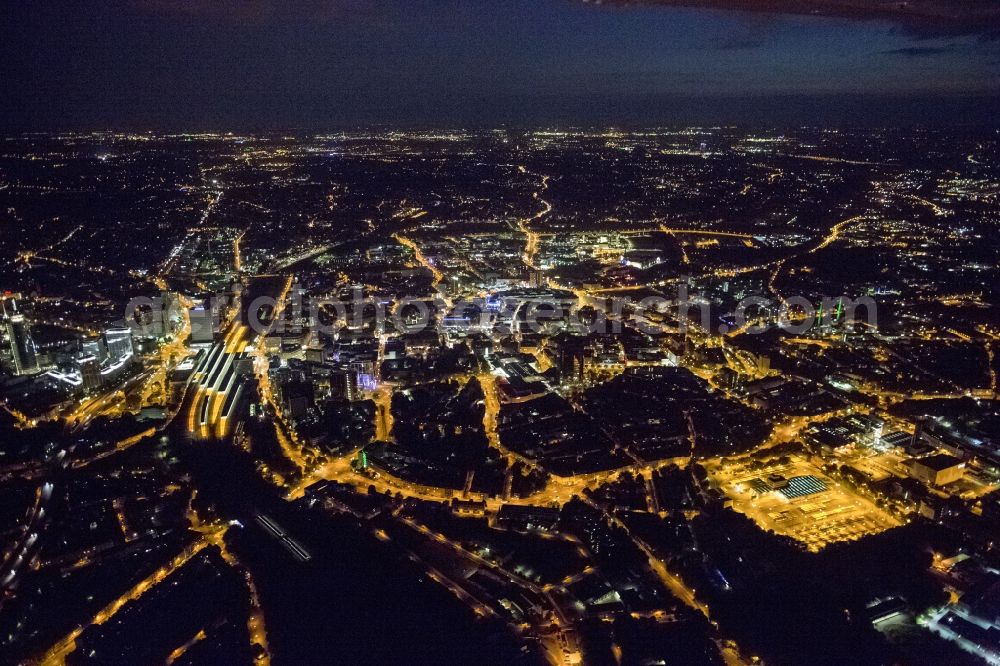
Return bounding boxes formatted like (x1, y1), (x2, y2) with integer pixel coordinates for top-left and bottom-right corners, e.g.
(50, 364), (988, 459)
(188, 305), (216, 344)
(104, 326), (134, 361)
(81, 336), (107, 363)
(78, 354), (102, 393)
(3, 303), (39, 376)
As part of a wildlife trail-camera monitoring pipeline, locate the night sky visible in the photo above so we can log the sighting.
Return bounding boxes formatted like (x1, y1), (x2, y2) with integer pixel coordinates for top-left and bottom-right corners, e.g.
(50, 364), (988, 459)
(3, 0), (999, 129)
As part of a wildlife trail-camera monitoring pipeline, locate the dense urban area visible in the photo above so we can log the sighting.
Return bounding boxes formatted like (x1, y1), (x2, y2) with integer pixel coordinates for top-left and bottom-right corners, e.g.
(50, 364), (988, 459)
(1, 128), (999, 665)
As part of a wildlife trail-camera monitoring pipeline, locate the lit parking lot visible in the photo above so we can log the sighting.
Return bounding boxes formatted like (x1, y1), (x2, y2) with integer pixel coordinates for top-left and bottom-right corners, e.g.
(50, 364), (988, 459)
(706, 456), (901, 551)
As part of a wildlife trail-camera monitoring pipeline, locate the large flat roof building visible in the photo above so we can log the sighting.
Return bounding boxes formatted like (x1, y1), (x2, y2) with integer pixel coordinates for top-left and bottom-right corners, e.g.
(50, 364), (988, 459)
(907, 453), (965, 487)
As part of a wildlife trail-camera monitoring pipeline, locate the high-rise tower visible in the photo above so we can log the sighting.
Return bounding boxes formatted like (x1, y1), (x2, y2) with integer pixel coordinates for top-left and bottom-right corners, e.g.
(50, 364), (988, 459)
(2, 299), (38, 376)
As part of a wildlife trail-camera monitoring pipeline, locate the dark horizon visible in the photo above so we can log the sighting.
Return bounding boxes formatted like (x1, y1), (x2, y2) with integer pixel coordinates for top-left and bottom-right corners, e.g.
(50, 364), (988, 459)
(4, 1), (999, 131)
(5, 93), (1000, 133)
